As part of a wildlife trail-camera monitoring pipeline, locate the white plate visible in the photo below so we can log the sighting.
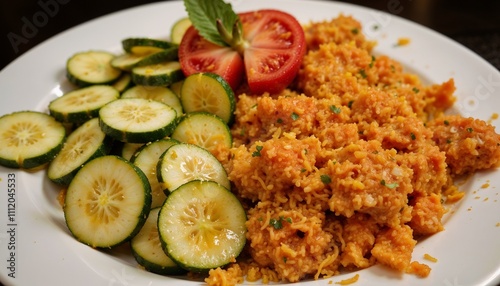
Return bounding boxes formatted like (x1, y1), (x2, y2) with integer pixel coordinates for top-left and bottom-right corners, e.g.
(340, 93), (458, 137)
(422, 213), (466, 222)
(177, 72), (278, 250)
(0, 1), (499, 285)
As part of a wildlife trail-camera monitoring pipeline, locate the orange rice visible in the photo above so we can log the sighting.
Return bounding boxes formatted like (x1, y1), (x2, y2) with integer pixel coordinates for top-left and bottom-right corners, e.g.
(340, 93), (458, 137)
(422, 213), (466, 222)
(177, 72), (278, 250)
(205, 15), (500, 284)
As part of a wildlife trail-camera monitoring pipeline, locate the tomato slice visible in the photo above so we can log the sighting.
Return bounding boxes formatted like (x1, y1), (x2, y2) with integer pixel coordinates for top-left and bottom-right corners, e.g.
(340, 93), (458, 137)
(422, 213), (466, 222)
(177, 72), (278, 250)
(178, 10), (306, 94)
(178, 26), (244, 91)
(240, 10), (306, 94)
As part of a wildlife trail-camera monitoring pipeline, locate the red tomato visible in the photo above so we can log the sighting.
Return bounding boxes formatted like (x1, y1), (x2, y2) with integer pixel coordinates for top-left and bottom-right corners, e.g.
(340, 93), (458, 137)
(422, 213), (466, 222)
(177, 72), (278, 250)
(178, 9), (306, 94)
(178, 26), (244, 91)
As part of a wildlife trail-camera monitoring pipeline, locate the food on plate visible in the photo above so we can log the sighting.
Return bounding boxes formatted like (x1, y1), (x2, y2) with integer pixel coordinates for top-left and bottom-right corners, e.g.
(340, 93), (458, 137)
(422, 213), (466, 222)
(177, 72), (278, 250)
(1, 0), (499, 285)
(0, 111), (65, 169)
(179, 0), (306, 94)
(206, 14), (500, 284)
(63, 155), (152, 248)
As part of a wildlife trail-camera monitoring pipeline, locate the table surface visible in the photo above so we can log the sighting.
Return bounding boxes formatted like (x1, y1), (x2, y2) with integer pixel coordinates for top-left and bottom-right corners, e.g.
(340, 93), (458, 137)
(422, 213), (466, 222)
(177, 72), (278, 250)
(0, 0), (499, 71)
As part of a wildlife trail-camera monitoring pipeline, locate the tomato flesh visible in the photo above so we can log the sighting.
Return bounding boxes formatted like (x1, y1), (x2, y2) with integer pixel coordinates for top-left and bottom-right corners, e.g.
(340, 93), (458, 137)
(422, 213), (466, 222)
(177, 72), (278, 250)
(240, 10), (306, 94)
(178, 26), (244, 91)
(178, 9), (306, 94)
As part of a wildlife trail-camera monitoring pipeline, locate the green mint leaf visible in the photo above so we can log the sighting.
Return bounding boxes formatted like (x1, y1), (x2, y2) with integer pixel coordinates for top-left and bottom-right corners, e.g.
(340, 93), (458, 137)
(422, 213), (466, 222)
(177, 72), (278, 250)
(184, 0), (239, 47)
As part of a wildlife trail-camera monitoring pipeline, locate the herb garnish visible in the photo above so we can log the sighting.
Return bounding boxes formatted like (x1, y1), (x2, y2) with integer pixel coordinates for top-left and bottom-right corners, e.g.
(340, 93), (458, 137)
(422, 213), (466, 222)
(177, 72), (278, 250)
(330, 105), (342, 114)
(184, 0), (246, 53)
(380, 179), (398, 189)
(320, 174), (332, 184)
(252, 145), (263, 157)
(269, 216), (292, 230)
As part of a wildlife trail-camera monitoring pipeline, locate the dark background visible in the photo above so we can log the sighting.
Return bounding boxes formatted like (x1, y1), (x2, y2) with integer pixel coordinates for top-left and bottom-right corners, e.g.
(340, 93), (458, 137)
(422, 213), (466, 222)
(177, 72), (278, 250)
(0, 0), (499, 71)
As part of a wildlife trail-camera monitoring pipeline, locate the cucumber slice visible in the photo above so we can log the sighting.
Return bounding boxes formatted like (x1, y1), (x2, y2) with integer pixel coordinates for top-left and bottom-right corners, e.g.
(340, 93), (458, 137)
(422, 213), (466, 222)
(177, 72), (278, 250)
(157, 143), (230, 193)
(47, 118), (112, 186)
(0, 111), (65, 169)
(131, 61), (184, 86)
(121, 86), (183, 118)
(131, 207), (186, 275)
(122, 38), (175, 55)
(66, 51), (122, 87)
(99, 98), (177, 143)
(49, 85), (120, 123)
(121, 142), (144, 161)
(158, 180), (246, 272)
(171, 112), (232, 153)
(64, 155), (152, 248)
(170, 17), (191, 45)
(111, 48), (178, 71)
(180, 73), (235, 125)
(131, 139), (179, 208)
(170, 80), (183, 98)
(112, 73), (133, 93)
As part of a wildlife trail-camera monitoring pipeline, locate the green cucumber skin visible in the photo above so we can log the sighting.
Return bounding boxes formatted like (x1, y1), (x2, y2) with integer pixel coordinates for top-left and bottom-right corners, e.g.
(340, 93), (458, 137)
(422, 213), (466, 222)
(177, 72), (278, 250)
(66, 51), (122, 88)
(64, 155), (152, 249)
(0, 141), (64, 170)
(49, 85), (120, 124)
(48, 135), (114, 186)
(0, 111), (66, 169)
(130, 208), (186, 275)
(172, 112), (233, 149)
(156, 143), (230, 194)
(112, 47), (179, 71)
(66, 70), (120, 88)
(157, 180), (246, 273)
(131, 68), (184, 87)
(131, 250), (187, 275)
(180, 72), (236, 125)
(122, 38), (176, 54)
(50, 108), (99, 124)
(99, 118), (177, 144)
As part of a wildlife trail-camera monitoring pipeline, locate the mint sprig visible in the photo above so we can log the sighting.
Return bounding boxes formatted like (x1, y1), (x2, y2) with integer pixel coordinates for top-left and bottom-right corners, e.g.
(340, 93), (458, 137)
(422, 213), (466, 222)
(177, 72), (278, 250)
(184, 0), (245, 54)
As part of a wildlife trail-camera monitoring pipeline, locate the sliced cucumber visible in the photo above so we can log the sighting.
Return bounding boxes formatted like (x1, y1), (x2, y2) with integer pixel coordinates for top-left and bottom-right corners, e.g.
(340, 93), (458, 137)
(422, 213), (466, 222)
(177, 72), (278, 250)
(111, 48), (178, 71)
(170, 17), (191, 45)
(131, 61), (184, 86)
(112, 73), (133, 93)
(122, 38), (175, 55)
(64, 155), (151, 248)
(66, 51), (122, 87)
(170, 80), (183, 98)
(121, 142), (144, 161)
(157, 143), (230, 193)
(180, 73), (235, 124)
(131, 207), (186, 275)
(121, 86), (183, 118)
(171, 112), (232, 153)
(47, 118), (112, 186)
(0, 111), (65, 169)
(49, 85), (120, 123)
(158, 180), (246, 272)
(99, 98), (177, 143)
(131, 139), (179, 208)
